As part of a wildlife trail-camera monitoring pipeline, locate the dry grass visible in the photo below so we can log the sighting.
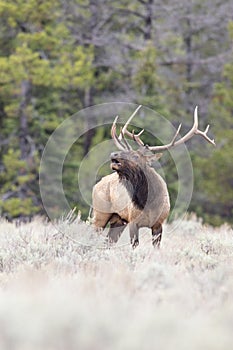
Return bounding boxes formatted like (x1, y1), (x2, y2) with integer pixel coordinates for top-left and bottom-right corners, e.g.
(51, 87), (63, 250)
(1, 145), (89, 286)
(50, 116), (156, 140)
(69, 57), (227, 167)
(0, 215), (232, 350)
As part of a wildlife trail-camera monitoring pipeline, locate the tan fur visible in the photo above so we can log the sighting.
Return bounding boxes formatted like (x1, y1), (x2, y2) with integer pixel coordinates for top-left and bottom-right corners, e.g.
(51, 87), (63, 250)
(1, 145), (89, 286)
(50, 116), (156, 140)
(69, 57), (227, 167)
(93, 168), (170, 227)
(91, 105), (215, 248)
(92, 155), (170, 247)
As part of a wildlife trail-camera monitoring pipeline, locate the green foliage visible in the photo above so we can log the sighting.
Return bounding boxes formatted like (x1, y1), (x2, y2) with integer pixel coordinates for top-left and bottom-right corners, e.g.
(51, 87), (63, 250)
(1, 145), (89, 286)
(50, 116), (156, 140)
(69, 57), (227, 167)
(133, 45), (158, 93)
(0, 0), (232, 225)
(0, 0), (96, 219)
(0, 197), (38, 217)
(0, 149), (39, 218)
(192, 46), (233, 225)
(52, 46), (94, 89)
(1, 149), (25, 180)
(132, 45), (167, 113)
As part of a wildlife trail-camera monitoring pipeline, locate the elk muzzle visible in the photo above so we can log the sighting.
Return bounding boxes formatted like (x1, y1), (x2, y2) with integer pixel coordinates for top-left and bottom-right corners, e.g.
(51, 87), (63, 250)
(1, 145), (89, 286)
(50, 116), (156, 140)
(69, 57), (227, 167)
(110, 152), (122, 171)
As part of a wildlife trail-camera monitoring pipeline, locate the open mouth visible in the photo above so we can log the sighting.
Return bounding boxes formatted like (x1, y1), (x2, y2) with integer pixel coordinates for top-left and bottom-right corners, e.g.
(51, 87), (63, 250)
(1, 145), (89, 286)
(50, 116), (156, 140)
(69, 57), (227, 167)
(111, 158), (121, 165)
(111, 158), (121, 170)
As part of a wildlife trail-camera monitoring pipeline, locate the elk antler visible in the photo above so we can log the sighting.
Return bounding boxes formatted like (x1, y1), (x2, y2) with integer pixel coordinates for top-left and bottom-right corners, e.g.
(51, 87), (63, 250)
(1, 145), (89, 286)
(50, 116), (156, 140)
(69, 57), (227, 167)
(119, 105), (144, 146)
(111, 105), (215, 152)
(111, 116), (130, 151)
(147, 106), (215, 151)
(111, 105), (144, 150)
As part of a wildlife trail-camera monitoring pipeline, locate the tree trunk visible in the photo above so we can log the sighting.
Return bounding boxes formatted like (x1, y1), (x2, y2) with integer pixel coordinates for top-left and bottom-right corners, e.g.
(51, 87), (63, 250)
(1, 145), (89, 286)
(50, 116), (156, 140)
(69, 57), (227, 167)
(144, 0), (153, 40)
(82, 0), (97, 157)
(183, 5), (193, 115)
(18, 80), (31, 160)
(83, 86), (96, 156)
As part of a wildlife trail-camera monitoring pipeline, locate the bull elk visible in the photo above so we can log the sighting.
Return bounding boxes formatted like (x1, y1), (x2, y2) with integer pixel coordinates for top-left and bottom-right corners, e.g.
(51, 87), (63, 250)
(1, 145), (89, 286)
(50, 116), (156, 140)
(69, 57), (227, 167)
(92, 105), (215, 248)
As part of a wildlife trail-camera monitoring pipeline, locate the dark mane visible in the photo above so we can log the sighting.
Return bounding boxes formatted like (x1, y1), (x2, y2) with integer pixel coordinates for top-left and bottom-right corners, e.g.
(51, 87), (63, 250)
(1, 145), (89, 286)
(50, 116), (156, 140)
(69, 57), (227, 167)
(118, 162), (148, 210)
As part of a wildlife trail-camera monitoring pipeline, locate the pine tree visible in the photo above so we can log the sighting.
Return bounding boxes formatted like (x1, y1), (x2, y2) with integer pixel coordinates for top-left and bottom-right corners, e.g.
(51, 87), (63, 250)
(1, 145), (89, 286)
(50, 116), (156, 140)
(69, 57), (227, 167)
(191, 23), (233, 225)
(0, 0), (94, 219)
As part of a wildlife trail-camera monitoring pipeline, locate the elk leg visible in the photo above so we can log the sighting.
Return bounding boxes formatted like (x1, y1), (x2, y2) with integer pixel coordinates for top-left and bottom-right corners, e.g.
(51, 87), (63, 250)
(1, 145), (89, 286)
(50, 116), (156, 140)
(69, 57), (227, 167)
(107, 214), (127, 244)
(92, 210), (112, 230)
(152, 223), (162, 247)
(129, 222), (139, 249)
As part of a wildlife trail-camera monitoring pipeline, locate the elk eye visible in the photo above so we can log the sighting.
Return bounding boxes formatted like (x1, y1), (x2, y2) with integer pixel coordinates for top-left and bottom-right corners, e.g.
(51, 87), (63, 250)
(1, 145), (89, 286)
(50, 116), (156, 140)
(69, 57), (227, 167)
(132, 154), (140, 161)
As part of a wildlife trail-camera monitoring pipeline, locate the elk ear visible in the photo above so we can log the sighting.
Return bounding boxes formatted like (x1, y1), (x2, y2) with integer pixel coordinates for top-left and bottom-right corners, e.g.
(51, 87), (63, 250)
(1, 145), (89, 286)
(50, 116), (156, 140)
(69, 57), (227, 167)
(145, 153), (163, 165)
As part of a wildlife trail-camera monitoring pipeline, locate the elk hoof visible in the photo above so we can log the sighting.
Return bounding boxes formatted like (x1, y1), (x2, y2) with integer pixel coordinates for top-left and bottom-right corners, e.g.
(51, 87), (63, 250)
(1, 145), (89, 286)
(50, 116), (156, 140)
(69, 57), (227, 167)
(152, 234), (161, 248)
(131, 238), (139, 249)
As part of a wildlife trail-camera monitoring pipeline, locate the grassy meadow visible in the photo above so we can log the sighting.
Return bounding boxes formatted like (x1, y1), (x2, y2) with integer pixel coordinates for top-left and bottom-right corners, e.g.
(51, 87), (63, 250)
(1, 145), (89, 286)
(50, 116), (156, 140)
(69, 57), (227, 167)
(0, 215), (232, 350)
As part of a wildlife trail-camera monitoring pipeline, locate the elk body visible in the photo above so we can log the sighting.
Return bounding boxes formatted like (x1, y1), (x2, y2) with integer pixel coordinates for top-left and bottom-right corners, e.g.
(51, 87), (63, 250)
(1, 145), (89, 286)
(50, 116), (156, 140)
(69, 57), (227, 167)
(92, 106), (215, 248)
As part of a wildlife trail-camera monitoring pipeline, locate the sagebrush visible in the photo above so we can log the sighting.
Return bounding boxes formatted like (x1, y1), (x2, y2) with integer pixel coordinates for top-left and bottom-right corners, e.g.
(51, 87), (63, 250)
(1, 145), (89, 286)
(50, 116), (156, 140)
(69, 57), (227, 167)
(0, 216), (232, 350)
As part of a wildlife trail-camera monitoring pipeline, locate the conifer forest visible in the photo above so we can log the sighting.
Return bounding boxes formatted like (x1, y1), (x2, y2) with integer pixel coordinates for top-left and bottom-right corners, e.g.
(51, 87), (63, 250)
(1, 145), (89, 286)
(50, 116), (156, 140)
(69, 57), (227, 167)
(0, 0), (233, 226)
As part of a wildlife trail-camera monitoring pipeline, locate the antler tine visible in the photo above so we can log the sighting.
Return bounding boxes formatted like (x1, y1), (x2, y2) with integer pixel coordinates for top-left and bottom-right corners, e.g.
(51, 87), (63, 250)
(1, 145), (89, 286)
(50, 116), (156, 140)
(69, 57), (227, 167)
(193, 108), (216, 146)
(119, 105), (142, 140)
(120, 127), (132, 150)
(118, 105), (145, 147)
(147, 106), (215, 151)
(111, 116), (128, 151)
(112, 106), (215, 152)
(169, 123), (182, 147)
(132, 129), (145, 146)
(146, 122), (183, 151)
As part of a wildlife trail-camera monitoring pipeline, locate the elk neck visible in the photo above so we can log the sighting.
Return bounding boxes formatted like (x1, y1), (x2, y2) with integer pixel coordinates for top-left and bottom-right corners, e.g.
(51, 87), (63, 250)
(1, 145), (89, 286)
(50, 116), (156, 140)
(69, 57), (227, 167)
(118, 163), (148, 210)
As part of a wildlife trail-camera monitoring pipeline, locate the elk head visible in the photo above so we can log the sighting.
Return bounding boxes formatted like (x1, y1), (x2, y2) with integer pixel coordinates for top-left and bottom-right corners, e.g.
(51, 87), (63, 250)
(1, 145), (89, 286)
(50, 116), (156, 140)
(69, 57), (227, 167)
(110, 105), (215, 173)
